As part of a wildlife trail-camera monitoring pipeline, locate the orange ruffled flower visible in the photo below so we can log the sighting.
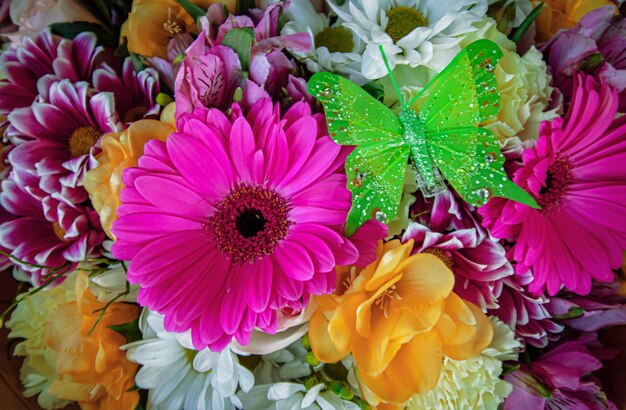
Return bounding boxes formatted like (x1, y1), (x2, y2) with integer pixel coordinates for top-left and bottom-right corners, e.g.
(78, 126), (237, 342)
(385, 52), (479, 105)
(44, 272), (140, 409)
(84, 118), (175, 239)
(121, 0), (236, 58)
(533, 0), (617, 42)
(308, 239), (493, 405)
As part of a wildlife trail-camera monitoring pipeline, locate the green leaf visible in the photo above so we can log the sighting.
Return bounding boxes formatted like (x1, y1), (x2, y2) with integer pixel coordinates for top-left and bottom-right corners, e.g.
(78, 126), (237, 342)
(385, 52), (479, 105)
(108, 317), (142, 343)
(488, 0), (517, 35)
(221, 27), (255, 71)
(361, 80), (385, 102)
(577, 52), (605, 72)
(501, 363), (521, 376)
(115, 38), (130, 59)
(130, 52), (146, 73)
(236, 0), (256, 16)
(79, 0), (112, 26)
(176, 0), (206, 22)
(49, 22), (116, 47)
(553, 306), (585, 320)
(509, 2), (544, 44)
(134, 389), (149, 410)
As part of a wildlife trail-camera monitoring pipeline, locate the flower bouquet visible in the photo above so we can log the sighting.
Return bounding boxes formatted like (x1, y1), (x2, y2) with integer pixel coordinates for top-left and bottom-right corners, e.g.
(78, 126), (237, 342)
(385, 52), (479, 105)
(1, 0), (626, 409)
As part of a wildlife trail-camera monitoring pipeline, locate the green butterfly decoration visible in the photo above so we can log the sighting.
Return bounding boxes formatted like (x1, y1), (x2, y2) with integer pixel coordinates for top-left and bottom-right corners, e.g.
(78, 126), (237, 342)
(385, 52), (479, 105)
(308, 39), (539, 236)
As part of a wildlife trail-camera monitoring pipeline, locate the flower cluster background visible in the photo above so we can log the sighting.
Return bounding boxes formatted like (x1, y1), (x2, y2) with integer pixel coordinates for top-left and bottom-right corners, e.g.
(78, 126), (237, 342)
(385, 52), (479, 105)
(0, 0), (626, 409)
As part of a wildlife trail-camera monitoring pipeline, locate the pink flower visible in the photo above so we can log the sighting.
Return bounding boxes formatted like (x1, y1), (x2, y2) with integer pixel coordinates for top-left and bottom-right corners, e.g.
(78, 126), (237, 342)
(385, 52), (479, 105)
(542, 6), (626, 111)
(8, 80), (120, 202)
(479, 74), (626, 296)
(112, 99), (363, 351)
(0, 176), (104, 285)
(550, 278), (626, 332)
(504, 334), (617, 410)
(174, 34), (253, 117)
(490, 268), (563, 348)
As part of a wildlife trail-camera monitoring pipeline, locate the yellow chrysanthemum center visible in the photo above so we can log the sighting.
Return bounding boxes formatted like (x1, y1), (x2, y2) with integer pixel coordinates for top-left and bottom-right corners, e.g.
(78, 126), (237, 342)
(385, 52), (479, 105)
(423, 247), (454, 270)
(69, 126), (100, 158)
(315, 27), (354, 53)
(52, 221), (67, 241)
(385, 6), (429, 43)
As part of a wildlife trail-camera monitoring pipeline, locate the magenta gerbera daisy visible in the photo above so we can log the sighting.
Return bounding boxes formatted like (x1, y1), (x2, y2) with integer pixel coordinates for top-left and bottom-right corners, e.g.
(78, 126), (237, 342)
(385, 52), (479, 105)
(479, 74), (626, 296)
(112, 98), (361, 351)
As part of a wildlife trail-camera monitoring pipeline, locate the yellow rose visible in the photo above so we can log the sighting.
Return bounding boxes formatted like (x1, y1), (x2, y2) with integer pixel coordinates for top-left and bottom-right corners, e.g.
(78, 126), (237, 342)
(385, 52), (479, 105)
(121, 0), (237, 58)
(308, 240), (493, 405)
(534, 0), (617, 42)
(84, 117), (175, 239)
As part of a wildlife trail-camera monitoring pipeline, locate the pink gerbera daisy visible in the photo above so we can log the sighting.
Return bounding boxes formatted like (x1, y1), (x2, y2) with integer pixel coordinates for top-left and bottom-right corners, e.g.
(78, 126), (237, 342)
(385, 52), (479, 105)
(112, 98), (362, 351)
(479, 74), (626, 296)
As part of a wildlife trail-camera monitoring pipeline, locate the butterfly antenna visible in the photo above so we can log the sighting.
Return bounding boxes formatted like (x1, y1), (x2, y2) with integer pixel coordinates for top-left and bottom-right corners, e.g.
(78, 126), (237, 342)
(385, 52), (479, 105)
(379, 45), (408, 111)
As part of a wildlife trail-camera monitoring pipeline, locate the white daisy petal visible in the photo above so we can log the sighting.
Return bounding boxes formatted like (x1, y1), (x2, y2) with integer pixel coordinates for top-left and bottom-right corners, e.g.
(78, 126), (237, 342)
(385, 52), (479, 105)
(301, 384), (325, 408)
(268, 383), (307, 400)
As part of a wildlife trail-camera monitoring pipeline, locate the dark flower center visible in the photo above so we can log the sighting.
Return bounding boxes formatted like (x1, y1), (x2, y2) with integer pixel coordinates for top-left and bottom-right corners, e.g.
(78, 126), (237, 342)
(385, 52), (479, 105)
(385, 7), (429, 44)
(236, 208), (266, 238)
(538, 154), (573, 214)
(69, 126), (100, 158)
(423, 247), (455, 270)
(208, 184), (291, 263)
(315, 27), (355, 53)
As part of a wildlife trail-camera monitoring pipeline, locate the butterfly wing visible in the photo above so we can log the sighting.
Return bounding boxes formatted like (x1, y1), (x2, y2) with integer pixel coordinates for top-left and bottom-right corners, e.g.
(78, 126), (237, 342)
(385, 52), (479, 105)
(427, 127), (539, 207)
(308, 72), (404, 145)
(412, 39), (538, 208)
(344, 142), (410, 236)
(308, 72), (408, 235)
(412, 39), (503, 131)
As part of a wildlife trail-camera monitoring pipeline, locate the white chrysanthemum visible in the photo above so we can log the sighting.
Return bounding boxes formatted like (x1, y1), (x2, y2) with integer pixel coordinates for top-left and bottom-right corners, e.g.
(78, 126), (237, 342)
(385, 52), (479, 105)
(458, 17), (559, 141)
(5, 272), (77, 410)
(123, 310), (254, 410)
(407, 317), (521, 410)
(281, 0), (366, 84)
(328, 0), (488, 80)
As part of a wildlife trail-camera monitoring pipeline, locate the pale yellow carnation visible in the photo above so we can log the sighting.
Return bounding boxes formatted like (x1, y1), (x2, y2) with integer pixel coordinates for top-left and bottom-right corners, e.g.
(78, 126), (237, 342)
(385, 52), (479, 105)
(459, 18), (559, 141)
(6, 273), (77, 410)
(407, 317), (520, 410)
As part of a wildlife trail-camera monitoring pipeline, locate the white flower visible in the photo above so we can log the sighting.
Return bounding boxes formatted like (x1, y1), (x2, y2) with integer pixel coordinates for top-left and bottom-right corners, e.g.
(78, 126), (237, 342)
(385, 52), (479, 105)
(230, 303), (315, 356)
(328, 0), (488, 80)
(457, 17), (559, 141)
(123, 310), (254, 410)
(407, 317), (521, 410)
(281, 0), (366, 84)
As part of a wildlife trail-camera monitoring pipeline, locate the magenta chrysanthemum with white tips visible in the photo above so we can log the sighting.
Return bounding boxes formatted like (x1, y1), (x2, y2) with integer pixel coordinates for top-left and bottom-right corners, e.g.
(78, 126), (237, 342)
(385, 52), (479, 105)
(112, 98), (361, 351)
(8, 80), (120, 202)
(0, 177), (104, 285)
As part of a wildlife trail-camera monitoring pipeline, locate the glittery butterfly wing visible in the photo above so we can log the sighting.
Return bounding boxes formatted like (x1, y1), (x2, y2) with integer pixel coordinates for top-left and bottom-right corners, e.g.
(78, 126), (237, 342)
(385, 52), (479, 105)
(308, 72), (410, 235)
(409, 40), (539, 208)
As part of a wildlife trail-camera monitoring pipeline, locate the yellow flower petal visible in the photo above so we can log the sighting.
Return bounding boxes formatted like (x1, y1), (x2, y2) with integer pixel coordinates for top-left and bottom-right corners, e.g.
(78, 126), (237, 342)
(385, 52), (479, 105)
(308, 310), (349, 363)
(441, 300), (494, 361)
(365, 240), (413, 291)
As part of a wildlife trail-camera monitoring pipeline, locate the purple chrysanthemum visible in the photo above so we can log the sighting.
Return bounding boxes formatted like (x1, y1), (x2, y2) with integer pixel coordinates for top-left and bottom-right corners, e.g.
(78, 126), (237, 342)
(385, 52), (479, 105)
(0, 176), (104, 285)
(112, 99), (364, 351)
(8, 80), (120, 202)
